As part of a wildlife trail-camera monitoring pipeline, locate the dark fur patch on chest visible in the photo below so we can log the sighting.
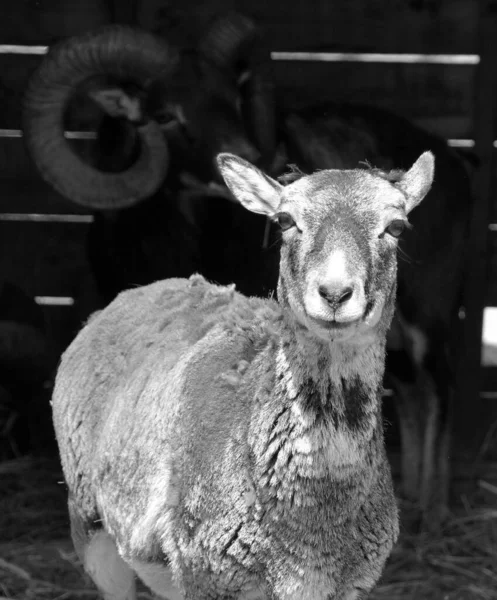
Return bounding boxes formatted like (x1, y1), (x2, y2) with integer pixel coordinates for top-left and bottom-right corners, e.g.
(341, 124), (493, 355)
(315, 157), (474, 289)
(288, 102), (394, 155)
(298, 376), (373, 432)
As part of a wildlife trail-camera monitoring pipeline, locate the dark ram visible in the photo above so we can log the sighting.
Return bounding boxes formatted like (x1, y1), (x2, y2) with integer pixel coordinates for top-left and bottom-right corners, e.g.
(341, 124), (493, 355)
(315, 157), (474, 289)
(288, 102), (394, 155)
(23, 14), (279, 302)
(23, 14), (471, 529)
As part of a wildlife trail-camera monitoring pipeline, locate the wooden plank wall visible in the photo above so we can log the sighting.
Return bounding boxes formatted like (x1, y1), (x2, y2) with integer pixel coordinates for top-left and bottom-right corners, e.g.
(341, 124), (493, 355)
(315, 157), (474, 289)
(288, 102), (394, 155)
(0, 1), (111, 353)
(0, 0), (496, 391)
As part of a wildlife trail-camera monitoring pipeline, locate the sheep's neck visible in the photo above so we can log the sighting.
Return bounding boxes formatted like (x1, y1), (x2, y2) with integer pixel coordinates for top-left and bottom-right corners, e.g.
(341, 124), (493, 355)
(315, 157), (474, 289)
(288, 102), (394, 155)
(250, 316), (386, 495)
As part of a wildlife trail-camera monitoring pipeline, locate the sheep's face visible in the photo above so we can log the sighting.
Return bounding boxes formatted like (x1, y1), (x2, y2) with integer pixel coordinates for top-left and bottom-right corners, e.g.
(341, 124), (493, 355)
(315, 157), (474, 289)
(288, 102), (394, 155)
(217, 152), (434, 344)
(146, 58), (260, 183)
(275, 170), (409, 343)
(91, 57), (261, 184)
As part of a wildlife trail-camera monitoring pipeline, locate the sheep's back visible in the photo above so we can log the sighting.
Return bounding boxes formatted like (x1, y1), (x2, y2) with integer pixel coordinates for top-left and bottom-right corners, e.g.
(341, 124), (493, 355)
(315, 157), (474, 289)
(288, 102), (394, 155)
(51, 275), (279, 535)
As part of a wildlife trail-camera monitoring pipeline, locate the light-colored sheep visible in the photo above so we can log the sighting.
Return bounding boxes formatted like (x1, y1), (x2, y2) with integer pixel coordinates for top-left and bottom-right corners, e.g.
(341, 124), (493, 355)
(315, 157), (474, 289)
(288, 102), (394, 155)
(51, 150), (434, 600)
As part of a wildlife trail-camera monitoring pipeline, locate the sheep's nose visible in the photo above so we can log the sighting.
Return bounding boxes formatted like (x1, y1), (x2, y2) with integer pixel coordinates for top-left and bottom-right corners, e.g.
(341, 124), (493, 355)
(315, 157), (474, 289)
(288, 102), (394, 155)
(318, 282), (355, 309)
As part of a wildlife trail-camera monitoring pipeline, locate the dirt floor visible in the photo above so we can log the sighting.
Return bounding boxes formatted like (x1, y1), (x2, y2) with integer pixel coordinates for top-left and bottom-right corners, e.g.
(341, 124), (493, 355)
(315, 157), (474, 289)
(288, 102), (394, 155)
(1, 456), (497, 600)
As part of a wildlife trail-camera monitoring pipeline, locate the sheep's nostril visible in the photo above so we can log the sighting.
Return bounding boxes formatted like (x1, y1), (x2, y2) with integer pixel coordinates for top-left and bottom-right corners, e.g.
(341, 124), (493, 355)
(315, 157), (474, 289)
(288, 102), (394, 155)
(318, 284), (354, 307)
(318, 285), (329, 301)
(338, 287), (353, 305)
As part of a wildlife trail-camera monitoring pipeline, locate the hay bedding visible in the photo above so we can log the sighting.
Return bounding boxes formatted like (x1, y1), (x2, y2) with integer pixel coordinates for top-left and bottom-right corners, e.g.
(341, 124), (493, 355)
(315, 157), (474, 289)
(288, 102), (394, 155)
(1, 458), (496, 600)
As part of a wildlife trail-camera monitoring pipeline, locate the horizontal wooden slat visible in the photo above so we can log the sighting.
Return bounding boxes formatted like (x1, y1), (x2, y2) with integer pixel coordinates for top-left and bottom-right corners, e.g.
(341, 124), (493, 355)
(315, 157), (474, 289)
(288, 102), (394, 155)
(35, 296), (75, 306)
(137, 0), (479, 54)
(272, 52), (479, 65)
(0, 45), (47, 55)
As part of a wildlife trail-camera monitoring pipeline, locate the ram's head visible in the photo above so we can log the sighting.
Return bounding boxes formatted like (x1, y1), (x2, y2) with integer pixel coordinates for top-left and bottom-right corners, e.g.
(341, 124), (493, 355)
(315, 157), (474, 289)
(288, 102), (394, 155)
(23, 14), (276, 210)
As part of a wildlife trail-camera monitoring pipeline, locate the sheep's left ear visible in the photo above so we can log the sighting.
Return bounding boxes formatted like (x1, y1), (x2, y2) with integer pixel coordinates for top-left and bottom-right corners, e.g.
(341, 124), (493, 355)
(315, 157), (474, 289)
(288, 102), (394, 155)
(396, 151), (435, 214)
(216, 153), (282, 217)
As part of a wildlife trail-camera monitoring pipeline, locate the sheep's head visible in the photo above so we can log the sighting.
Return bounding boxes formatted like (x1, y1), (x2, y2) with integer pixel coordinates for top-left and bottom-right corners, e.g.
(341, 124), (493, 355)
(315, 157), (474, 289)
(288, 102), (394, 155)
(217, 152), (434, 344)
(144, 54), (262, 184)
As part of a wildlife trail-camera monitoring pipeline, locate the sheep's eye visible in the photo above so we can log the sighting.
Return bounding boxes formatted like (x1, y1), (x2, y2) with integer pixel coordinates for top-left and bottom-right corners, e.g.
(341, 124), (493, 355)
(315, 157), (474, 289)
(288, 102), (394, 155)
(385, 219), (406, 238)
(276, 212), (296, 231)
(155, 111), (178, 127)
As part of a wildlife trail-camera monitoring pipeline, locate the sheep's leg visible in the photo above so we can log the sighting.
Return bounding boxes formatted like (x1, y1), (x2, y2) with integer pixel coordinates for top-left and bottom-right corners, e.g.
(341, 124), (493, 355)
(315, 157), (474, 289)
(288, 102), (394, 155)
(419, 341), (452, 530)
(388, 316), (452, 530)
(68, 499), (136, 599)
(391, 369), (451, 530)
(132, 560), (184, 600)
(419, 391), (451, 530)
(390, 378), (423, 503)
(386, 316), (423, 504)
(83, 530), (137, 600)
(419, 380), (439, 513)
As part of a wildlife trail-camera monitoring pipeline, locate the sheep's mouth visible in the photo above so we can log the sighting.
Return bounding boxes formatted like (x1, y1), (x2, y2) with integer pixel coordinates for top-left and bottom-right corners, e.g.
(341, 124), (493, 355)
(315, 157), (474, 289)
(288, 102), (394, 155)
(308, 300), (376, 333)
(309, 315), (361, 331)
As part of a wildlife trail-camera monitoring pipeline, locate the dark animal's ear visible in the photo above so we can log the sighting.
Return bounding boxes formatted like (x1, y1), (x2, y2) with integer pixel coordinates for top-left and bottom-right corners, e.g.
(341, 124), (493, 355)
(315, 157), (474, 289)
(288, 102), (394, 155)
(239, 64), (276, 167)
(396, 151), (435, 213)
(217, 153), (282, 216)
(88, 87), (143, 123)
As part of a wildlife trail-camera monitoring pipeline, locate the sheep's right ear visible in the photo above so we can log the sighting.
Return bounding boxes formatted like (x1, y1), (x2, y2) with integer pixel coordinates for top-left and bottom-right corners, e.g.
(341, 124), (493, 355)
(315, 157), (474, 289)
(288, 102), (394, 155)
(217, 153), (283, 217)
(396, 151), (435, 214)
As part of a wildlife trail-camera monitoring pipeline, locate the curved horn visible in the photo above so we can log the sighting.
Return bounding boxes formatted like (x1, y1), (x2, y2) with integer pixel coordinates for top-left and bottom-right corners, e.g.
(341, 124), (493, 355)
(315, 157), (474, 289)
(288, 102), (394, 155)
(198, 12), (257, 71)
(200, 13), (277, 168)
(240, 46), (277, 169)
(23, 25), (179, 210)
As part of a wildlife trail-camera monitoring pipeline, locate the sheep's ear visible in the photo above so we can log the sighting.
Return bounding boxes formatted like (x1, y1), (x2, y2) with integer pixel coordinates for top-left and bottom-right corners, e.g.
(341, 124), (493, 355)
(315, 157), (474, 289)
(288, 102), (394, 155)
(89, 87), (143, 122)
(217, 153), (283, 216)
(396, 151), (435, 214)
